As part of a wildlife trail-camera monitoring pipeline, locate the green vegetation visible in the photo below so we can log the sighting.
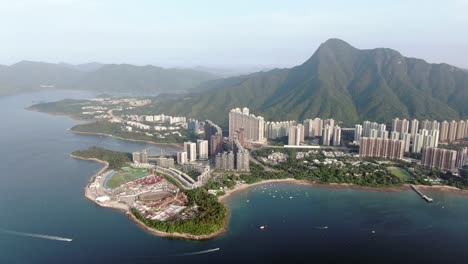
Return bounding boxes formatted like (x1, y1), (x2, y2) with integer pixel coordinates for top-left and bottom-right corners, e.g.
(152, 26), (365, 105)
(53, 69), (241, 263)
(127, 38), (468, 127)
(205, 174), (237, 190)
(387, 167), (413, 181)
(106, 167), (148, 189)
(71, 146), (131, 169)
(131, 188), (227, 236)
(29, 99), (94, 120)
(249, 149), (404, 187)
(71, 121), (197, 143)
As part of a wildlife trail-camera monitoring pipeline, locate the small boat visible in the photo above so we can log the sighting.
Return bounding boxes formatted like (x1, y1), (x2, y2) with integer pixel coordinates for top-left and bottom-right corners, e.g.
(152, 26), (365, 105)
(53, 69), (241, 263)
(260, 225), (266, 230)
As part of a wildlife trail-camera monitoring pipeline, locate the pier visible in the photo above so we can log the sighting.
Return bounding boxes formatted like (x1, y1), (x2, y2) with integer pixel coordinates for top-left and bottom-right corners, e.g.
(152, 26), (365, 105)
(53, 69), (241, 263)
(410, 185), (433, 203)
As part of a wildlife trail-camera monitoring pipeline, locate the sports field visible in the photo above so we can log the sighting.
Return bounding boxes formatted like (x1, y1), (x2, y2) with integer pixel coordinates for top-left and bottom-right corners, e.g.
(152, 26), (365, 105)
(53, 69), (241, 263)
(106, 167), (149, 189)
(387, 167), (413, 181)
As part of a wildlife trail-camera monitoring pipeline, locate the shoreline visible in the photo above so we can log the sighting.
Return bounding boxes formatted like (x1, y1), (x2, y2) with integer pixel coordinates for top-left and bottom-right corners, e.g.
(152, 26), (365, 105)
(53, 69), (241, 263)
(28, 107), (184, 148)
(71, 154), (468, 241)
(218, 178), (468, 202)
(27, 107), (95, 121)
(72, 154), (225, 241)
(68, 129), (183, 149)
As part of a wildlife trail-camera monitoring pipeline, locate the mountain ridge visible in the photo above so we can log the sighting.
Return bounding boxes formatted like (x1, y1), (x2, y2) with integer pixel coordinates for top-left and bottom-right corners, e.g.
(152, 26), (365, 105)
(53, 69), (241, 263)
(0, 61), (218, 96)
(138, 38), (468, 127)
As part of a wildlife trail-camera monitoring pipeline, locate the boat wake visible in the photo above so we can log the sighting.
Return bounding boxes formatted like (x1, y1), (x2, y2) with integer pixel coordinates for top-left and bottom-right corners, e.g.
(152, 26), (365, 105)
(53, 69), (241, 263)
(0, 229), (73, 242)
(176, 248), (220, 256)
(313, 226), (328, 230)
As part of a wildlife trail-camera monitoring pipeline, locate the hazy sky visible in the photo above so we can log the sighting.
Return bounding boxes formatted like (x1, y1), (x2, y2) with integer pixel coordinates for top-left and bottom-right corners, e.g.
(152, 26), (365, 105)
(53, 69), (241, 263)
(1, 0), (467, 69)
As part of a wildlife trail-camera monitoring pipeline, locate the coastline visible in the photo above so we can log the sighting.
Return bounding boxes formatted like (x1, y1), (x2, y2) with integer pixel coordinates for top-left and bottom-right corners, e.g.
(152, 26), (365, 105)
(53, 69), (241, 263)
(28, 107), (183, 148)
(71, 154), (226, 241)
(218, 179), (468, 203)
(27, 107), (95, 121)
(126, 212), (228, 240)
(71, 154), (468, 241)
(68, 129), (183, 149)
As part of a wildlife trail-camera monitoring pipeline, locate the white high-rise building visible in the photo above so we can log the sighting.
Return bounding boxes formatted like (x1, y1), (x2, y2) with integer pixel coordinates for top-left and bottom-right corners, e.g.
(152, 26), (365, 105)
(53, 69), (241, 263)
(457, 120), (466, 140)
(392, 118), (409, 136)
(184, 142), (197, 162)
(390, 131), (400, 140)
(265, 121), (296, 139)
(413, 134), (424, 153)
(229, 107), (265, 143)
(410, 119), (419, 138)
(430, 130), (439, 148)
(363, 121), (386, 138)
(354, 124), (363, 143)
(448, 120), (458, 143)
(288, 125), (304, 146)
(196, 139), (209, 160)
(333, 125), (341, 146)
(440, 121), (449, 142)
(322, 125), (333, 146)
(177, 152), (188, 165)
(402, 133), (411, 152)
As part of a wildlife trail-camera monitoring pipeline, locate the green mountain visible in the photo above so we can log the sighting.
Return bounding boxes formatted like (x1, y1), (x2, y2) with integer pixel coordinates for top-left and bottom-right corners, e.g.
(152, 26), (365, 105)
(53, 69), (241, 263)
(0, 61), (217, 96)
(141, 39), (468, 127)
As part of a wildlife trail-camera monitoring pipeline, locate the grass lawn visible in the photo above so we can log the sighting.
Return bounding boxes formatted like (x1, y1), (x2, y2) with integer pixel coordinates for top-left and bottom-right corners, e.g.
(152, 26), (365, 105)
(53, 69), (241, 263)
(106, 168), (149, 189)
(387, 167), (413, 181)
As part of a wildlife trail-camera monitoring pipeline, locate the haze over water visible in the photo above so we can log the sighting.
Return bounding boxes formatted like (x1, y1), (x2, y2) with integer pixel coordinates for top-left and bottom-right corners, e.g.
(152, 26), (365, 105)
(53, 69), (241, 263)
(1, 91), (468, 263)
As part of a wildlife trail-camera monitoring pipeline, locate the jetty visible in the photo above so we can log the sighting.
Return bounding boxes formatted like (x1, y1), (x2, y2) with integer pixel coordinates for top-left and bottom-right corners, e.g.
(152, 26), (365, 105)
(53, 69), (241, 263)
(410, 185), (433, 203)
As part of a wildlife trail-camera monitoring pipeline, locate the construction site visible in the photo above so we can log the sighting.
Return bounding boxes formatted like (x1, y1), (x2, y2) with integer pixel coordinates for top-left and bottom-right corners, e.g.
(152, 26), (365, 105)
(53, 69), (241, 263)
(87, 169), (198, 222)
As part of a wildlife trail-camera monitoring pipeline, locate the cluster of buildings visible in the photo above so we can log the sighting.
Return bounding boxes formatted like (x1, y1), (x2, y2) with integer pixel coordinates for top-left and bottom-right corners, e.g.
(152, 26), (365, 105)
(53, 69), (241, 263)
(132, 151), (175, 168)
(354, 118), (468, 171)
(356, 119), (468, 146)
(176, 140), (209, 164)
(359, 137), (406, 160)
(144, 114), (187, 125)
(264, 121), (297, 139)
(229, 108), (343, 147)
(421, 147), (467, 171)
(215, 138), (250, 171)
(137, 106), (468, 176)
(229, 108), (265, 143)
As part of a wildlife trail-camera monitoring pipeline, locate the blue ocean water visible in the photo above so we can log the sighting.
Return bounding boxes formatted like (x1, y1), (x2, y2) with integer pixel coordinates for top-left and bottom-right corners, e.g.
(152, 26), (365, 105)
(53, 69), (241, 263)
(1, 91), (468, 264)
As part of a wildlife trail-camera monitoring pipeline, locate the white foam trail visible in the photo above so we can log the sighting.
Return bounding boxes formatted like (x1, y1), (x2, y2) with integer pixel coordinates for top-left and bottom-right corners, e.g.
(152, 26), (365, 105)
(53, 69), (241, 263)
(313, 226), (328, 230)
(177, 248), (220, 256)
(0, 229), (73, 242)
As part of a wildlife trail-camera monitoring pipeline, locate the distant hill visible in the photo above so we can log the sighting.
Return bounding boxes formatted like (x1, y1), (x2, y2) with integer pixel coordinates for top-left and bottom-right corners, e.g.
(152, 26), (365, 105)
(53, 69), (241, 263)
(74, 64), (217, 94)
(58, 62), (104, 72)
(140, 39), (468, 127)
(0, 61), (218, 96)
